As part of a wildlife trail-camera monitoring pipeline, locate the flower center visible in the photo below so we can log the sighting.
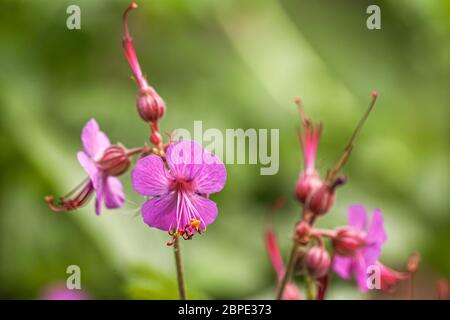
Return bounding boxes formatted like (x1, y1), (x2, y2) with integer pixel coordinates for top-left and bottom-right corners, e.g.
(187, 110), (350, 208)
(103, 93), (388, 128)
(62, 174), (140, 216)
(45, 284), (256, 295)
(170, 178), (195, 193)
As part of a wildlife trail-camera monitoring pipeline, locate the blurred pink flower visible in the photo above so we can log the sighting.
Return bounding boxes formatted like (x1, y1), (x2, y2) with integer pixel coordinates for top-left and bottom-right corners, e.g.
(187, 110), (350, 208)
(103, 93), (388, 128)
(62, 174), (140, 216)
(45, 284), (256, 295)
(332, 205), (387, 292)
(377, 261), (409, 292)
(77, 119), (125, 214)
(132, 141), (226, 245)
(46, 119), (126, 214)
(40, 284), (89, 300)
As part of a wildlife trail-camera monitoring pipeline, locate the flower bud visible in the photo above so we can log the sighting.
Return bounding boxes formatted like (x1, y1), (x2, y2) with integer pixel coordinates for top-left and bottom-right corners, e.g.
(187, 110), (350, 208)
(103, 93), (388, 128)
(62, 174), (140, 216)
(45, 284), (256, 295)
(295, 221), (311, 244)
(97, 145), (130, 176)
(332, 226), (366, 256)
(305, 246), (330, 278)
(295, 172), (322, 204)
(137, 86), (166, 123)
(307, 184), (335, 215)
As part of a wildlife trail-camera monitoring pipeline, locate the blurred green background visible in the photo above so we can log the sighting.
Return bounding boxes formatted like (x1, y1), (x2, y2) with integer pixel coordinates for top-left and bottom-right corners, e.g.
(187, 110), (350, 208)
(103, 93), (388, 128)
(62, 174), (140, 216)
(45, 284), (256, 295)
(0, 0), (449, 299)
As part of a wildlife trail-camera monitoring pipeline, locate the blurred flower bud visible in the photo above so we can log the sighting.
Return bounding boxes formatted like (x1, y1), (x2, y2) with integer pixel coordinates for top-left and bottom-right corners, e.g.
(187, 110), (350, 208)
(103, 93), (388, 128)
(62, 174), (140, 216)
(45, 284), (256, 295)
(295, 221), (311, 244)
(307, 185), (335, 215)
(407, 251), (420, 274)
(332, 226), (366, 256)
(98, 145), (130, 176)
(295, 172), (322, 204)
(307, 176), (346, 215)
(305, 246), (331, 279)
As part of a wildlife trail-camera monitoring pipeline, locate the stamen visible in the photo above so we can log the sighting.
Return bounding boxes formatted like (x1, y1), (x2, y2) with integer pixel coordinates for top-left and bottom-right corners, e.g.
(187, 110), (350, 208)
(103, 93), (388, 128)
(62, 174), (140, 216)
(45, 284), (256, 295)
(45, 180), (94, 212)
(165, 219), (203, 246)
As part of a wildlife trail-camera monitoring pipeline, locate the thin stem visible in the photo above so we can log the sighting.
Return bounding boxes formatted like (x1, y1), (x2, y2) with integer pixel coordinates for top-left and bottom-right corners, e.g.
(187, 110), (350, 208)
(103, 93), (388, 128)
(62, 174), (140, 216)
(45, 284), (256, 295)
(173, 237), (187, 300)
(305, 276), (316, 300)
(276, 242), (299, 300)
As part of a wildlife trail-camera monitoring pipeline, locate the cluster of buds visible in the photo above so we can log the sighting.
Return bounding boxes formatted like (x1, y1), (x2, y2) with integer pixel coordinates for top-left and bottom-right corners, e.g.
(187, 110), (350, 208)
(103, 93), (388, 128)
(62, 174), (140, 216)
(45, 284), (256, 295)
(268, 93), (425, 300)
(294, 93), (378, 216)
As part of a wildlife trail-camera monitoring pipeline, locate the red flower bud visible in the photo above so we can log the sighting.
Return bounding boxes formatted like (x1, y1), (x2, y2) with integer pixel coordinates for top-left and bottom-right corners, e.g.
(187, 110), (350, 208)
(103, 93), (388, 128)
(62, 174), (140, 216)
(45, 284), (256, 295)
(305, 246), (331, 279)
(307, 185), (335, 215)
(295, 221), (311, 244)
(97, 145), (130, 176)
(137, 86), (166, 123)
(295, 172), (322, 204)
(332, 226), (366, 256)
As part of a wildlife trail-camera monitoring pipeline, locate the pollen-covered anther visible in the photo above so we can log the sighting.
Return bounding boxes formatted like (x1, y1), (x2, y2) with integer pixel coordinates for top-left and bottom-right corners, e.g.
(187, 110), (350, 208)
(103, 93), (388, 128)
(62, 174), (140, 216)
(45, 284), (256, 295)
(166, 219), (203, 246)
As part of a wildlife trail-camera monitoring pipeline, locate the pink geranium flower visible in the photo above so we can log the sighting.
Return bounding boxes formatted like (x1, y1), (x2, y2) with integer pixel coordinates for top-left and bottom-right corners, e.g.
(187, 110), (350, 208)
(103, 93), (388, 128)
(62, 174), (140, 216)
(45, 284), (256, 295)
(77, 119), (126, 215)
(40, 283), (89, 300)
(131, 141), (226, 245)
(46, 119), (126, 215)
(332, 204), (387, 292)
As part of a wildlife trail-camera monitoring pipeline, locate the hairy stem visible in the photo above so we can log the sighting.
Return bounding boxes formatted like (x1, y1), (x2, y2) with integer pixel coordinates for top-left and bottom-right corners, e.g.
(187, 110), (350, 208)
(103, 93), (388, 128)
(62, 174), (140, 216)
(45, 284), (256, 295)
(173, 237), (187, 300)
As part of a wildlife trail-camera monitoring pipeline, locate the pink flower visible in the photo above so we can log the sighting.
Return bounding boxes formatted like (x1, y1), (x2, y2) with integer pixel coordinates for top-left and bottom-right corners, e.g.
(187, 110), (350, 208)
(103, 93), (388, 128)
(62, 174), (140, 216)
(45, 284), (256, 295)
(376, 261), (409, 292)
(332, 204), (387, 292)
(46, 119), (126, 215)
(40, 283), (89, 300)
(131, 141), (226, 245)
(77, 119), (126, 214)
(265, 226), (302, 300)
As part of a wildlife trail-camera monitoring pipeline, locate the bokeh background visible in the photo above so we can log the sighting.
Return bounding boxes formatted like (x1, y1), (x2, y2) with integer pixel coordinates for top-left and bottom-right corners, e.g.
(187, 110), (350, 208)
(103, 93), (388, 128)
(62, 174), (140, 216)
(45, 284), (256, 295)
(0, 0), (448, 299)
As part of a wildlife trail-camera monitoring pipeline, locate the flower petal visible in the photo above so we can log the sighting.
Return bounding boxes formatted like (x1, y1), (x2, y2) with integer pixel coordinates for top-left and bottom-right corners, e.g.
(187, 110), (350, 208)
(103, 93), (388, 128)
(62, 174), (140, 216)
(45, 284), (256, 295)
(141, 192), (178, 231)
(332, 255), (353, 279)
(131, 155), (171, 196)
(366, 209), (387, 246)
(353, 256), (369, 292)
(81, 119), (110, 160)
(348, 204), (368, 231)
(104, 177), (125, 209)
(77, 151), (98, 181)
(192, 156), (226, 194)
(165, 140), (204, 180)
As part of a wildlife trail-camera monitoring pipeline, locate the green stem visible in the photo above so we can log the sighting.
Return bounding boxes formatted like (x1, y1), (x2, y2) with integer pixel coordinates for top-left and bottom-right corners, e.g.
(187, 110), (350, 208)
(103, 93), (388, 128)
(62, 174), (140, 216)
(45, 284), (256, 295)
(276, 242), (299, 300)
(305, 276), (316, 300)
(173, 237), (187, 300)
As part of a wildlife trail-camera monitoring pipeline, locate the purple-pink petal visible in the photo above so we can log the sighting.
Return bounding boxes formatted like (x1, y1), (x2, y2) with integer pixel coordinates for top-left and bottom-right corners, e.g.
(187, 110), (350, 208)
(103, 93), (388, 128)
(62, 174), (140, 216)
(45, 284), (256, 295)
(81, 119), (110, 160)
(131, 155), (171, 197)
(77, 151), (99, 181)
(353, 256), (369, 292)
(166, 141), (202, 180)
(142, 193), (178, 231)
(366, 209), (387, 245)
(185, 193), (218, 229)
(348, 204), (368, 231)
(104, 176), (125, 209)
(332, 256), (353, 279)
(191, 157), (227, 194)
